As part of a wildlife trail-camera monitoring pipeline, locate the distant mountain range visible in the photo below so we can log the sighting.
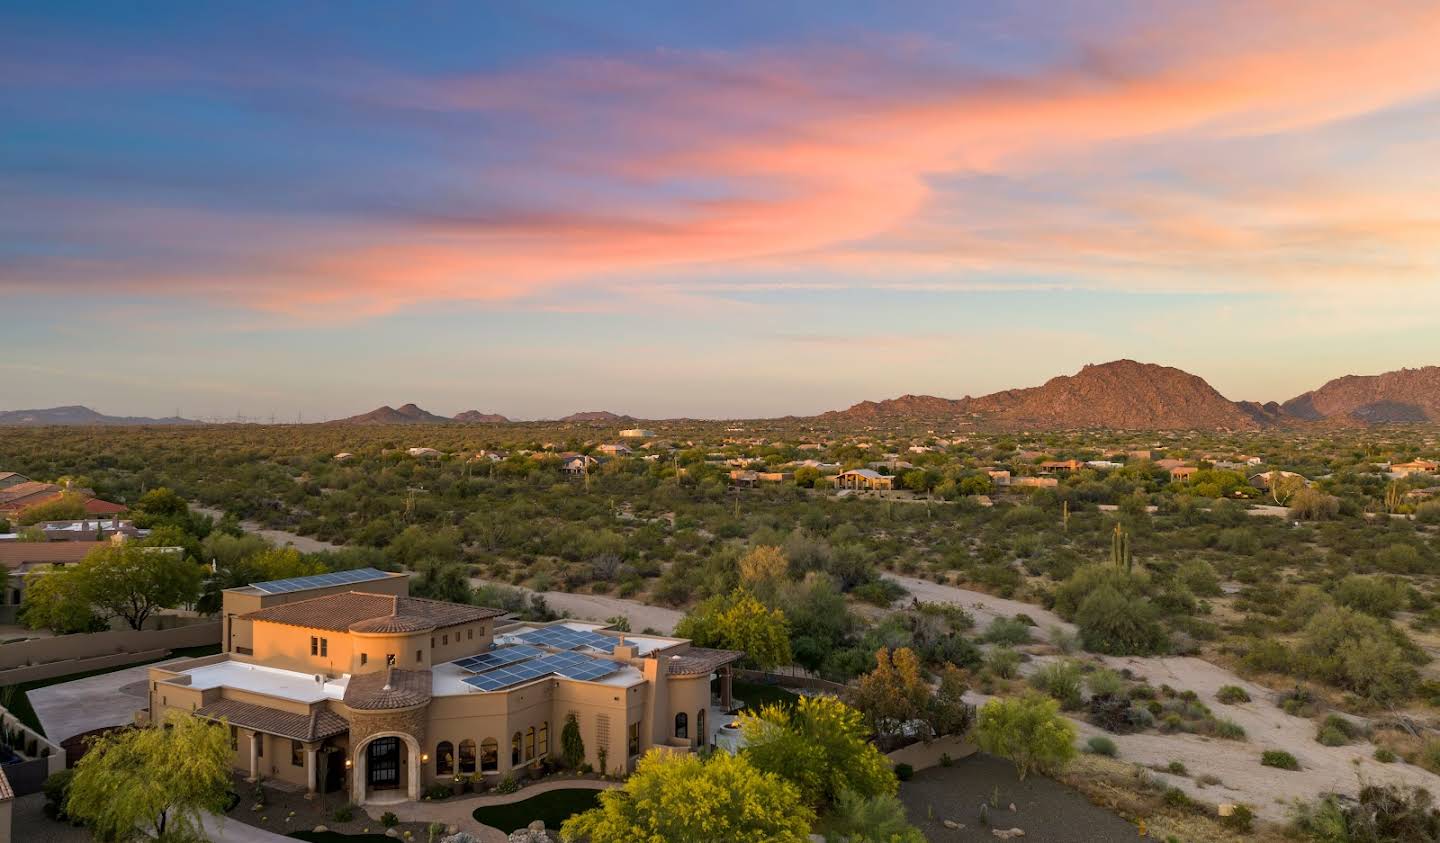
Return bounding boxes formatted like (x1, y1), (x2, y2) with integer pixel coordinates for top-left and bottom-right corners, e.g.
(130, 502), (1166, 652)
(0, 405), (197, 426)
(6, 363), (1439, 429)
(825, 361), (1440, 430)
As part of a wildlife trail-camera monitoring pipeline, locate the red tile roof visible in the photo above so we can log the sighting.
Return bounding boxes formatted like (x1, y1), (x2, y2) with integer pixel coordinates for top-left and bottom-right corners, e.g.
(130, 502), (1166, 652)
(0, 540), (105, 570)
(245, 592), (504, 633)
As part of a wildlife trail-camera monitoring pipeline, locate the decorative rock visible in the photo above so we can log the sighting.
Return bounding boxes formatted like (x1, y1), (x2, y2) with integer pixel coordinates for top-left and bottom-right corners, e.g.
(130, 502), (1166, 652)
(313, 826), (329, 834)
(1009, 802), (1017, 812)
(385, 830), (400, 839)
(440, 834), (477, 843)
(943, 819), (963, 829)
(992, 828), (1026, 840)
(529, 820), (547, 832)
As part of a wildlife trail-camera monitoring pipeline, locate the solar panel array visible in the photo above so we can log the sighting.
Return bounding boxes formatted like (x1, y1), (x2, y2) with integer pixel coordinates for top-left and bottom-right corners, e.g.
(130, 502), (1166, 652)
(514, 626), (618, 654)
(249, 567), (390, 595)
(452, 645), (545, 674)
(459, 650), (620, 692)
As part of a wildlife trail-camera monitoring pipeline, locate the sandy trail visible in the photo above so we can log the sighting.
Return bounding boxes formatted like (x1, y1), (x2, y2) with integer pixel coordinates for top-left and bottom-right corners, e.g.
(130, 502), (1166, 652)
(884, 573), (1440, 821)
(191, 505), (342, 553)
(471, 579), (683, 634)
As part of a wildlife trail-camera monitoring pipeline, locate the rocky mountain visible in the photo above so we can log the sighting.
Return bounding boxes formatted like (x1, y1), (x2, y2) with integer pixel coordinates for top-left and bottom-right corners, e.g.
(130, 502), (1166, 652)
(1282, 367), (1440, 423)
(828, 360), (1265, 430)
(0, 405), (196, 426)
(333, 403), (453, 424)
(452, 410), (510, 423)
(559, 410), (630, 422)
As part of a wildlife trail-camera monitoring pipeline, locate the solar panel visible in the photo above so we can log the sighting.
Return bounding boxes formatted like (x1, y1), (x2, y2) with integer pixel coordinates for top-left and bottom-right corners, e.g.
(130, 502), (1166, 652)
(249, 567), (389, 594)
(516, 627), (619, 654)
(452, 645), (544, 674)
(459, 650), (620, 692)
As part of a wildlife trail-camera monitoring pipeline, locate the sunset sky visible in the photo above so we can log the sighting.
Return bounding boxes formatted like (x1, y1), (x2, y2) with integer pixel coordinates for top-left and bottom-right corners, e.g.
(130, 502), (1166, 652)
(4, 1), (1439, 420)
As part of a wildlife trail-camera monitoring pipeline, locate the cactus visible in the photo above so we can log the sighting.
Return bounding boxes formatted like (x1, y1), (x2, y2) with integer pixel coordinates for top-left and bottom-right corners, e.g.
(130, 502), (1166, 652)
(1111, 523), (1131, 573)
(1062, 500), (1070, 531)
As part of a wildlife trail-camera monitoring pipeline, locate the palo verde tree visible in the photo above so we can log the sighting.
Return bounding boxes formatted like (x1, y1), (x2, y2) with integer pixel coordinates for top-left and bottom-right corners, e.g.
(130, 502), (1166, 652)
(975, 693), (1077, 780)
(561, 749), (813, 843)
(741, 694), (896, 809)
(66, 710), (232, 842)
(674, 587), (791, 670)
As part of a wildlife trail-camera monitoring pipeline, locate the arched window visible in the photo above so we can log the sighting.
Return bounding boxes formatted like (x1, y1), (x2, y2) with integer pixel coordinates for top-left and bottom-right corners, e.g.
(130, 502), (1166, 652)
(525, 726), (536, 761)
(538, 721), (549, 757)
(481, 738), (498, 772)
(458, 739), (476, 774)
(674, 712), (688, 740)
(511, 732), (522, 766)
(697, 709), (706, 747)
(436, 741), (454, 776)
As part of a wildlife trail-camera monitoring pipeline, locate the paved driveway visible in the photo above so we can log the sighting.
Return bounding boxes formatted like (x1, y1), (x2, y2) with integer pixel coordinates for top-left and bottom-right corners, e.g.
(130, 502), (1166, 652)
(28, 658), (182, 742)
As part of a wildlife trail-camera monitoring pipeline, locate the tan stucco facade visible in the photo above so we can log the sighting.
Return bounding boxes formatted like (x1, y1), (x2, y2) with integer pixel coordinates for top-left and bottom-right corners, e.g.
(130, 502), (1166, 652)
(146, 577), (738, 805)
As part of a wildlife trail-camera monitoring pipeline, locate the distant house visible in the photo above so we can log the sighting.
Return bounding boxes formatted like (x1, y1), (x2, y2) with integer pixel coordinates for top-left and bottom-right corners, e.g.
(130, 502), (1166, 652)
(1169, 466), (1199, 482)
(1039, 460), (1083, 472)
(1086, 460), (1122, 470)
(832, 469), (895, 491)
(0, 481), (125, 518)
(1248, 470), (1308, 491)
(0, 518), (147, 543)
(407, 447), (442, 458)
(1013, 476), (1059, 489)
(986, 469), (1012, 487)
(868, 459), (914, 472)
(559, 454), (598, 477)
(0, 472), (30, 491)
(1154, 459), (1188, 471)
(0, 539), (111, 620)
(334, 452), (355, 462)
(1392, 460), (1439, 478)
(1128, 450), (1153, 462)
(618, 429), (654, 439)
(596, 444), (632, 457)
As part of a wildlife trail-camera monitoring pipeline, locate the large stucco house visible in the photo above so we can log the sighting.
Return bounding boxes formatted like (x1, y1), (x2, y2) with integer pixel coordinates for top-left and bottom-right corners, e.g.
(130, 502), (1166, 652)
(142, 569), (741, 805)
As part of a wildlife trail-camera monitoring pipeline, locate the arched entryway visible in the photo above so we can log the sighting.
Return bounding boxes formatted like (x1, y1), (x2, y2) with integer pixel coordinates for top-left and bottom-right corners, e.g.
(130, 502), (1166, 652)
(352, 732), (422, 804)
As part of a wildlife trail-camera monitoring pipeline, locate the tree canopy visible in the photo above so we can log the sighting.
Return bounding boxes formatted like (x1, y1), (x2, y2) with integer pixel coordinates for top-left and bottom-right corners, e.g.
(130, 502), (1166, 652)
(741, 694), (896, 809)
(23, 543), (202, 632)
(66, 711), (232, 842)
(561, 749), (814, 843)
(975, 693), (1077, 780)
(674, 587), (791, 670)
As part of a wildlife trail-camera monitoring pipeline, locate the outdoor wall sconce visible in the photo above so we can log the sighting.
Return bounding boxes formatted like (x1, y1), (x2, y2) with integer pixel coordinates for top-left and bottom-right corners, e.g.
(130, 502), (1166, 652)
(344, 758), (352, 768)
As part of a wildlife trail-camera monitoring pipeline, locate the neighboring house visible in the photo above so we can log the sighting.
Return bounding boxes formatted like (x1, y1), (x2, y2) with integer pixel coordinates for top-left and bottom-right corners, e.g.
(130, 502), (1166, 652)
(1392, 460), (1439, 478)
(1169, 466), (1199, 482)
(149, 571), (743, 805)
(618, 429), (654, 439)
(1248, 470), (1309, 491)
(1013, 476), (1059, 489)
(729, 470), (759, 487)
(0, 473), (30, 491)
(1039, 460), (1083, 472)
(867, 459), (914, 472)
(1128, 450), (1153, 461)
(0, 481), (126, 518)
(596, 444), (632, 457)
(831, 469), (894, 491)
(334, 453), (355, 462)
(0, 539), (108, 620)
(558, 454), (598, 477)
(1154, 459), (1188, 471)
(1086, 460), (1122, 470)
(986, 469), (1012, 487)
(12, 518), (147, 542)
(407, 447), (442, 458)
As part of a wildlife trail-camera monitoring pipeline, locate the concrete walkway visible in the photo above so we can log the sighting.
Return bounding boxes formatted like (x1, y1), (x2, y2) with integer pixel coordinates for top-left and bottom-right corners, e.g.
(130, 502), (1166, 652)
(365, 778), (619, 843)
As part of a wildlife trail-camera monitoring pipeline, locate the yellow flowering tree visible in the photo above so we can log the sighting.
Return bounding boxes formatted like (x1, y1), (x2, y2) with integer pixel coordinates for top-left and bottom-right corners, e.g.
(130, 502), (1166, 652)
(741, 695), (896, 809)
(674, 587), (791, 670)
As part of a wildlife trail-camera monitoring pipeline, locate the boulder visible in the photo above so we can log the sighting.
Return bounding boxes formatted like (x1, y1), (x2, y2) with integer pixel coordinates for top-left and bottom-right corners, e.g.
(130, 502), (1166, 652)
(942, 819), (963, 829)
(992, 829), (1026, 840)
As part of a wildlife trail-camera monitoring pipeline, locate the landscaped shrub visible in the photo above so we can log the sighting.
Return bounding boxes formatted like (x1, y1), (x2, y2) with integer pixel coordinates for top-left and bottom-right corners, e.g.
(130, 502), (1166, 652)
(1261, 750), (1300, 770)
(332, 804), (355, 823)
(381, 811), (400, 827)
(495, 774), (520, 794)
(423, 782), (454, 800)
(1086, 736), (1118, 757)
(894, 762), (914, 781)
(42, 769), (74, 820)
(1215, 685), (1251, 705)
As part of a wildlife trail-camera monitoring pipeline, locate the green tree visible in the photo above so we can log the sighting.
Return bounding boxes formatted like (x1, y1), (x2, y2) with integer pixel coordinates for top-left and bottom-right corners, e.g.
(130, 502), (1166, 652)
(561, 712), (585, 769)
(23, 543), (202, 631)
(20, 567), (108, 633)
(824, 790), (926, 843)
(1074, 585), (1168, 655)
(561, 749), (813, 843)
(849, 647), (931, 750)
(66, 711), (231, 841)
(741, 695), (896, 809)
(675, 588), (791, 670)
(975, 693), (1077, 780)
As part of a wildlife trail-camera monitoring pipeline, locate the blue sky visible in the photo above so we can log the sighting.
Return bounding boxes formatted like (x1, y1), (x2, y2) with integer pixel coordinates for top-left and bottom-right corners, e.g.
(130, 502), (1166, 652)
(4, 1), (1439, 419)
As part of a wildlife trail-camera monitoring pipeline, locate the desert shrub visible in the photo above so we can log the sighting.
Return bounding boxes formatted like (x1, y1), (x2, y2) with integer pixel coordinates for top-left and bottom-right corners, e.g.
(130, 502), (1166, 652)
(1212, 718), (1247, 740)
(1221, 804), (1254, 833)
(1048, 625), (1077, 654)
(495, 774), (519, 794)
(1074, 585), (1168, 655)
(1086, 668), (1125, 698)
(1167, 760), (1187, 775)
(1176, 559), (1222, 597)
(1086, 736), (1118, 757)
(986, 647), (1021, 679)
(1292, 784), (1440, 842)
(1261, 750), (1300, 770)
(1417, 739), (1440, 775)
(1289, 488), (1341, 521)
(894, 762), (914, 781)
(1374, 747), (1397, 763)
(1162, 787), (1195, 810)
(1052, 565), (1149, 620)
(1316, 714), (1363, 747)
(1216, 685), (1251, 704)
(1088, 694), (1144, 734)
(983, 617), (1034, 645)
(1296, 607), (1419, 703)
(1334, 575), (1407, 618)
(332, 803), (355, 823)
(1030, 660), (1084, 710)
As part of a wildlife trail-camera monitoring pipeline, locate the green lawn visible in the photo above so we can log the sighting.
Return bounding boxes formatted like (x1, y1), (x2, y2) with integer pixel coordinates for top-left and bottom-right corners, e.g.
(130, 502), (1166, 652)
(472, 786), (602, 833)
(731, 679), (799, 712)
(0, 643), (221, 736)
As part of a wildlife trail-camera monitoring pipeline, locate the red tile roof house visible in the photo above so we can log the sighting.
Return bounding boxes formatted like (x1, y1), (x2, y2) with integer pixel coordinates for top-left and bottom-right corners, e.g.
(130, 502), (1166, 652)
(0, 481), (127, 519)
(0, 540), (108, 621)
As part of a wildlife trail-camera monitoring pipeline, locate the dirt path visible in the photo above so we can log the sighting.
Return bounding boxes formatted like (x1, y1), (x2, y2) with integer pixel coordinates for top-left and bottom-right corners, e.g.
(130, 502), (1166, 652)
(884, 573), (1440, 821)
(472, 579), (683, 634)
(191, 505), (342, 553)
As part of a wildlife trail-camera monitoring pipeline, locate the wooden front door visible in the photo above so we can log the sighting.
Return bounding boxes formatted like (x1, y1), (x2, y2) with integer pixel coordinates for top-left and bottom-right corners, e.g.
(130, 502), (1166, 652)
(367, 737), (400, 790)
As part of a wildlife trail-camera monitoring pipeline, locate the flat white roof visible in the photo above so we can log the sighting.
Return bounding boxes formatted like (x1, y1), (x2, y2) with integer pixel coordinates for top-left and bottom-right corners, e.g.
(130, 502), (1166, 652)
(173, 660), (349, 704)
(431, 655), (645, 697)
